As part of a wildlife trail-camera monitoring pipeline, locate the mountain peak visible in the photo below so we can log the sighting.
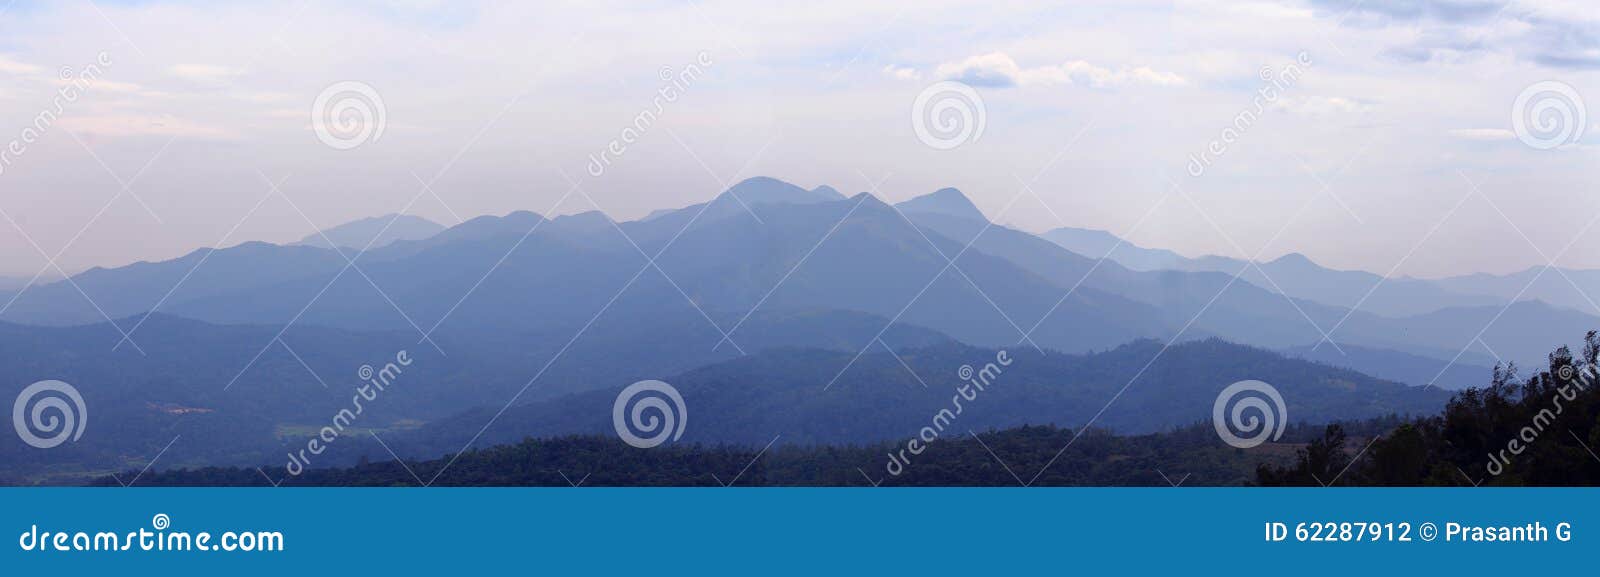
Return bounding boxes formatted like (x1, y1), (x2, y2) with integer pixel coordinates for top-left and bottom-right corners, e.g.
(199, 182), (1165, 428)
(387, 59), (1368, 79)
(850, 191), (891, 207)
(721, 177), (840, 206)
(1267, 252), (1319, 268)
(895, 187), (985, 221)
(296, 213), (445, 250)
(552, 210), (613, 226)
(811, 185), (845, 200)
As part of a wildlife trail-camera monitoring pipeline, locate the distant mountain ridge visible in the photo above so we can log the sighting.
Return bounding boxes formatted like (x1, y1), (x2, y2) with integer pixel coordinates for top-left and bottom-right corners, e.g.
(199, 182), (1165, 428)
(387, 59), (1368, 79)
(295, 213), (445, 250)
(1041, 226), (1540, 318)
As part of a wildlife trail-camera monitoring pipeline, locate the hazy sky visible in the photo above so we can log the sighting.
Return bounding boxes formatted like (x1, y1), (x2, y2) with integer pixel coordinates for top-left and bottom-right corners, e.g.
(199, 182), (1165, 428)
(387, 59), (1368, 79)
(0, 0), (1596, 278)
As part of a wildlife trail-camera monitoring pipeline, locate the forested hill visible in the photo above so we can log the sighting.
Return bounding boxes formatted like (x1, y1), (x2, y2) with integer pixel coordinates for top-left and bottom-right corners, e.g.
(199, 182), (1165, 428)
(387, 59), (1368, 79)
(1260, 332), (1600, 487)
(362, 338), (1447, 462)
(102, 335), (1600, 487)
(102, 421), (1365, 487)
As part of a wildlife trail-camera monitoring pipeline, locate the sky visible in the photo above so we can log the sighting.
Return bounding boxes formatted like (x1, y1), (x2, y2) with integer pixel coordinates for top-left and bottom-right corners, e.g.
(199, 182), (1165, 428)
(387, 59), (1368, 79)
(0, 0), (1596, 279)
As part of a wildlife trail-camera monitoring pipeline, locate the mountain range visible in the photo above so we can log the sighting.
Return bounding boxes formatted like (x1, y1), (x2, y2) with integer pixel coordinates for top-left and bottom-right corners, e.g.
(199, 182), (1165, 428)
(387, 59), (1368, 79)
(1041, 225), (1600, 319)
(1, 176), (1591, 482)
(2, 176), (1584, 376)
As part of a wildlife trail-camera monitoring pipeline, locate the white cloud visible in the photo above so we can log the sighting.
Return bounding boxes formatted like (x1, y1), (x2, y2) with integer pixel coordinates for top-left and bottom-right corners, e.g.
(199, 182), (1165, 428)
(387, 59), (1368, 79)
(881, 64), (921, 81)
(934, 51), (1186, 88)
(1308, 0), (1600, 70)
(1059, 61), (1188, 88)
(0, 55), (41, 75)
(935, 52), (1031, 86)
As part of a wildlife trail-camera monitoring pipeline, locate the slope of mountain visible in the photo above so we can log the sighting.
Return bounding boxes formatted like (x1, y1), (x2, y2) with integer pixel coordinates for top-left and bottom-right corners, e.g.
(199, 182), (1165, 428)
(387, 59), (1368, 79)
(895, 193), (1464, 358)
(1040, 226), (1503, 317)
(903, 189), (1598, 365)
(0, 309), (953, 481)
(1428, 267), (1600, 317)
(1280, 343), (1494, 390)
(370, 338), (1450, 459)
(295, 214), (444, 250)
(0, 242), (348, 326)
(0, 273), (63, 291)
(1041, 227), (1193, 271)
(1247, 253), (1502, 318)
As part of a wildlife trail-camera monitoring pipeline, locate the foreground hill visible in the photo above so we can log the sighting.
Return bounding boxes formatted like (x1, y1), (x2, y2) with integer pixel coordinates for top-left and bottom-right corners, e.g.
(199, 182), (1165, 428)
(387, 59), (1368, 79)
(97, 422), (1344, 487)
(1, 314), (1444, 484)
(97, 334), (1600, 487)
(0, 311), (949, 482)
(359, 338), (1447, 462)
